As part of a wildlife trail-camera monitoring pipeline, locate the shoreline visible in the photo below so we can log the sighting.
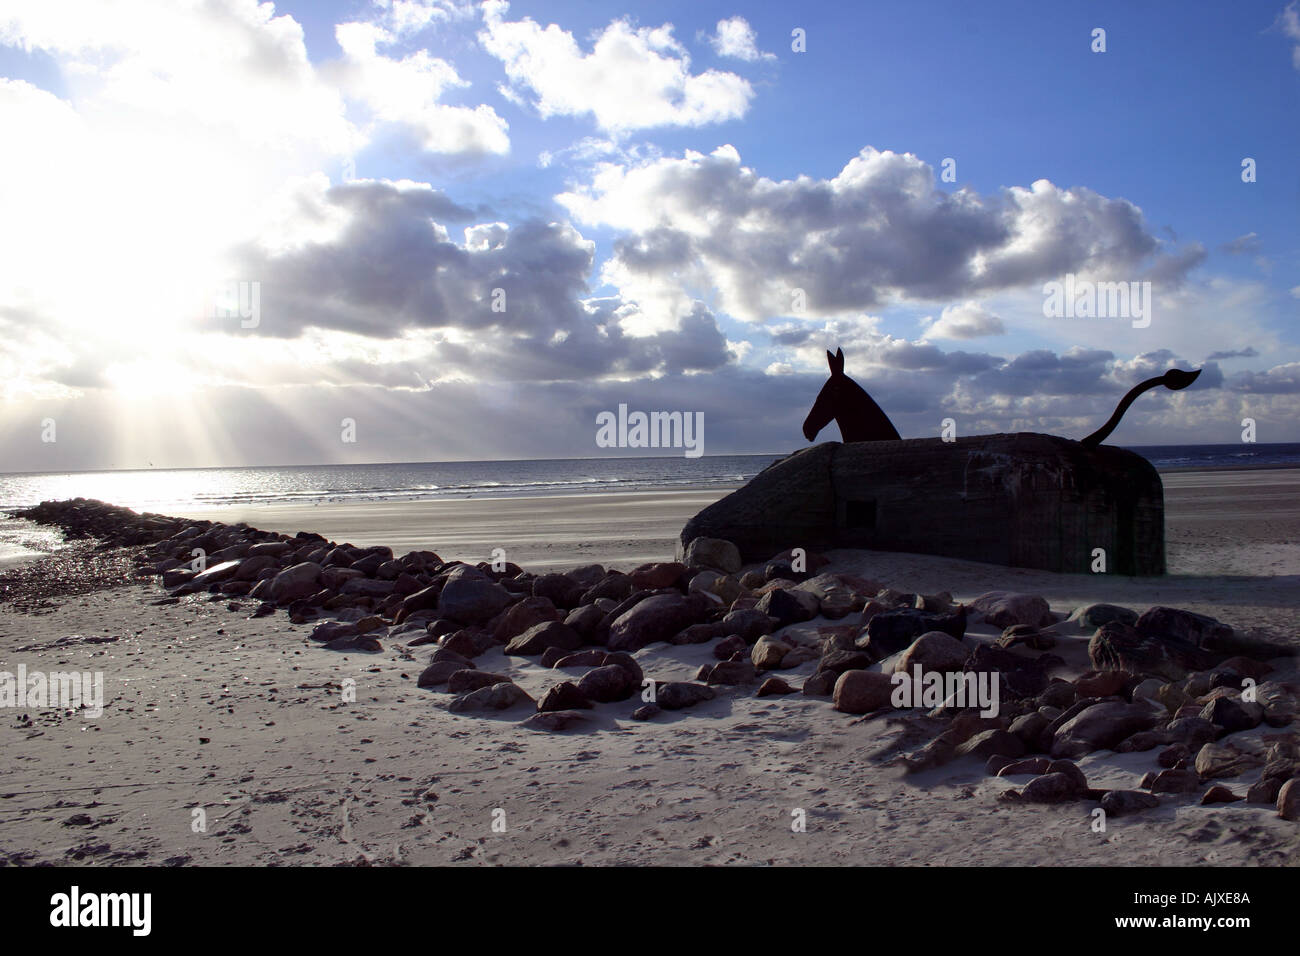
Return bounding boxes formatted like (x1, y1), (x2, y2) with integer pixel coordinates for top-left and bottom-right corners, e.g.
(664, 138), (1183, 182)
(0, 497), (1296, 867)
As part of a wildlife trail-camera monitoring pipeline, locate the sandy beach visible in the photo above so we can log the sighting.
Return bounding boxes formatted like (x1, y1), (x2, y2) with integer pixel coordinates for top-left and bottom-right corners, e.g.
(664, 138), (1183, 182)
(0, 467), (1297, 867)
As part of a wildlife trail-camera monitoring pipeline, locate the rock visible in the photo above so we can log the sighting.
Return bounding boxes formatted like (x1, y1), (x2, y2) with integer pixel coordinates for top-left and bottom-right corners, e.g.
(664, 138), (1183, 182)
(751, 637), (793, 671)
(655, 682), (716, 710)
(1068, 603), (1139, 630)
(894, 631), (970, 675)
(707, 661), (758, 685)
(1195, 741), (1266, 779)
(971, 591), (1054, 629)
(438, 568), (513, 625)
(580, 572), (634, 605)
(1200, 785), (1242, 805)
(997, 625), (1056, 650)
(817, 648), (873, 678)
(1278, 779), (1300, 820)
(552, 648), (607, 669)
(1134, 606), (1234, 652)
(1100, 790), (1161, 816)
(492, 596), (562, 643)
(600, 651), (644, 690)
(416, 660), (467, 688)
(521, 710), (588, 731)
(1131, 678), (1166, 703)
(562, 603), (606, 642)
(532, 573), (585, 609)
(310, 620), (358, 643)
(718, 608), (777, 642)
(189, 559), (244, 588)
(862, 607), (967, 659)
(632, 703), (662, 721)
(802, 670), (838, 697)
(1075, 670), (1130, 698)
(1247, 776), (1283, 804)
(1038, 680), (1076, 710)
(1149, 768), (1201, 794)
(672, 622), (723, 645)
(832, 670), (894, 714)
(446, 670), (511, 694)
(757, 677), (794, 697)
(439, 629), (482, 659)
(1115, 730), (1169, 753)
(537, 682), (593, 712)
(1200, 696), (1262, 735)
(1088, 621), (1213, 681)
(1009, 712), (1050, 747)
(1164, 716), (1219, 750)
(607, 593), (707, 653)
(997, 757), (1052, 777)
(754, 588), (815, 627)
(1158, 743), (1191, 768)
(1046, 758), (1088, 794)
(268, 562), (323, 603)
(576, 664), (636, 703)
(628, 562), (685, 590)
(1050, 700), (1161, 758)
(504, 621), (582, 657)
(714, 634), (746, 660)
(966, 644), (1062, 700)
(682, 537), (742, 574)
(448, 681), (534, 712)
(1019, 772), (1077, 803)
(956, 729), (1025, 760)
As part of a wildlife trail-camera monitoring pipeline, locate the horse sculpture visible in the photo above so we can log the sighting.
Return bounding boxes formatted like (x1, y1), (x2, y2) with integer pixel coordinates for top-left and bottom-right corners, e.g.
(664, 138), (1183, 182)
(802, 347), (1201, 448)
(681, 347), (1204, 573)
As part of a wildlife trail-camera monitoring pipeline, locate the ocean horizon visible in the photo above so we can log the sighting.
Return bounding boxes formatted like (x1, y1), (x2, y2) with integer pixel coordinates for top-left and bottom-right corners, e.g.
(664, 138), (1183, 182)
(1, 443), (1298, 515)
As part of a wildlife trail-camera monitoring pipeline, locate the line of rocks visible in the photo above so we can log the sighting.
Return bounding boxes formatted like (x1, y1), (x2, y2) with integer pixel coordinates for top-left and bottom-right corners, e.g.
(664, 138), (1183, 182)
(14, 500), (1300, 821)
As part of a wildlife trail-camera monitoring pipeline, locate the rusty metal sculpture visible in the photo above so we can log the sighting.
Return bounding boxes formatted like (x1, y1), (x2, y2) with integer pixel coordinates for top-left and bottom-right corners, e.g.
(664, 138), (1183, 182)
(682, 349), (1204, 575)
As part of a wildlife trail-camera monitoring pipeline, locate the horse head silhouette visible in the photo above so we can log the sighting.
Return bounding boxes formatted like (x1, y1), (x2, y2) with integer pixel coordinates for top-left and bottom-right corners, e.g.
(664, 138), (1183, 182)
(801, 347), (1202, 447)
(802, 348), (902, 443)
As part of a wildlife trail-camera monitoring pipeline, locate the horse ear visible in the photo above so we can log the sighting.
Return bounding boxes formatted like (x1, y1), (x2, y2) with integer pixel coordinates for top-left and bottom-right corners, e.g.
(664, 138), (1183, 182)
(826, 349), (835, 371)
(829, 348), (844, 374)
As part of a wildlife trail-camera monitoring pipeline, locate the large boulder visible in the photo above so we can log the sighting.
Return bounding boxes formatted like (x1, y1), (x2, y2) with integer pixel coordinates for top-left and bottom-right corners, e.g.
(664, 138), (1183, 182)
(894, 631), (971, 675)
(970, 591), (1054, 629)
(1050, 700), (1161, 758)
(439, 567), (513, 625)
(504, 621), (582, 657)
(607, 592), (708, 652)
(268, 562), (323, 603)
(681, 537), (742, 574)
(832, 670), (894, 714)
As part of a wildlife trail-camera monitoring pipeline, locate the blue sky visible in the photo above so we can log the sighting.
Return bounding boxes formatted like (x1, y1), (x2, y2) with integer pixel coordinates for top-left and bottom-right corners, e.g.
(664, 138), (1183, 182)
(1, 0), (1298, 469)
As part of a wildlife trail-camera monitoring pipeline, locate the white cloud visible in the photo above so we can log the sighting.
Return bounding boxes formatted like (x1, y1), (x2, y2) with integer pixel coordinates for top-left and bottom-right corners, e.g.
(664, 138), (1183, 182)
(478, 1), (754, 133)
(559, 145), (1202, 330)
(922, 301), (1006, 340)
(709, 17), (774, 62)
(1280, 1), (1300, 69)
(333, 19), (509, 154)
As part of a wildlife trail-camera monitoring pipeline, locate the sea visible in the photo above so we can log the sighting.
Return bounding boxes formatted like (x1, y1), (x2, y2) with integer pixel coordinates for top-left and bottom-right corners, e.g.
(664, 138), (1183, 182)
(0, 443), (1297, 564)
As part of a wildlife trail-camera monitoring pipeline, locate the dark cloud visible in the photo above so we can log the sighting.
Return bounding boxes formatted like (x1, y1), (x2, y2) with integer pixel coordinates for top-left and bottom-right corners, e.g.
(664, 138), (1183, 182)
(1206, 346), (1259, 361)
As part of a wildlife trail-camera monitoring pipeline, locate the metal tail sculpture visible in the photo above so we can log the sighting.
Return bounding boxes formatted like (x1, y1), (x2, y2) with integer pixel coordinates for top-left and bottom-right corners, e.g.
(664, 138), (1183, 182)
(1080, 367), (1202, 449)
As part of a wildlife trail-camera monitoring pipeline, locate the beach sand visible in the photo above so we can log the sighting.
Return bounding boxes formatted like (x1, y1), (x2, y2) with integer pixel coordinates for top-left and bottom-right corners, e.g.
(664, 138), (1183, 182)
(1, 468), (1297, 866)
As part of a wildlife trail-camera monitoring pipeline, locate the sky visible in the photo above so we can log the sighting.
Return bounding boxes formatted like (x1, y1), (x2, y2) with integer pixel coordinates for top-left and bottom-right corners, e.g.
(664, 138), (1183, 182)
(0, 0), (1298, 471)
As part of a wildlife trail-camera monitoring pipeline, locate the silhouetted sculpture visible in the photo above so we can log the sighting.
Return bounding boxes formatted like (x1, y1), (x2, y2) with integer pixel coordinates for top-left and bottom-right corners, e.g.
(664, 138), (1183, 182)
(682, 348), (1206, 575)
(802, 348), (900, 443)
(1081, 367), (1202, 449)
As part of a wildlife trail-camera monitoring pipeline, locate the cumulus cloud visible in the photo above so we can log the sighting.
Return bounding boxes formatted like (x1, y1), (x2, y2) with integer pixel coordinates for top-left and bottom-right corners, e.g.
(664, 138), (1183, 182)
(214, 177), (730, 382)
(709, 17), (774, 62)
(1219, 232), (1261, 256)
(921, 301), (1005, 340)
(479, 1), (754, 133)
(559, 145), (1202, 329)
(331, 19), (509, 155)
